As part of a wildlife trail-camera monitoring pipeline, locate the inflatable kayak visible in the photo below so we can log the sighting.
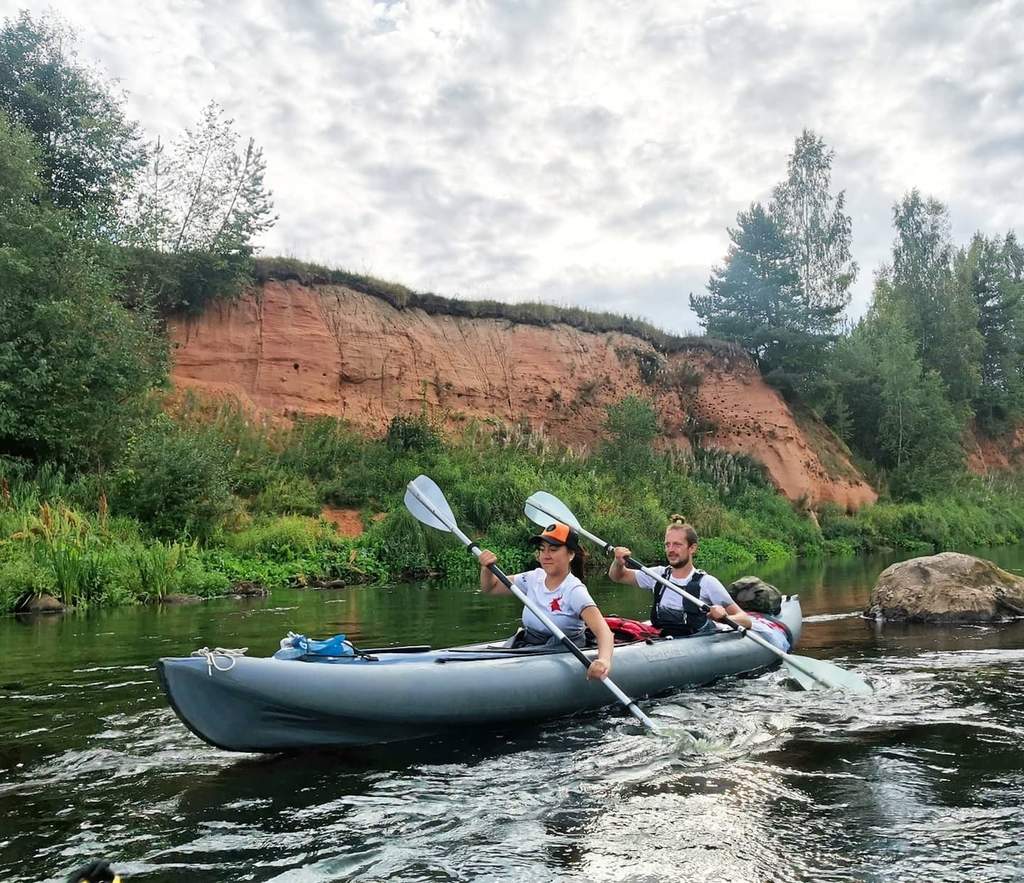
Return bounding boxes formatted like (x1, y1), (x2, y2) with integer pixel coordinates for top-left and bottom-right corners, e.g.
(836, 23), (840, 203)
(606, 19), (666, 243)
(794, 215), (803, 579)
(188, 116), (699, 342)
(157, 596), (802, 752)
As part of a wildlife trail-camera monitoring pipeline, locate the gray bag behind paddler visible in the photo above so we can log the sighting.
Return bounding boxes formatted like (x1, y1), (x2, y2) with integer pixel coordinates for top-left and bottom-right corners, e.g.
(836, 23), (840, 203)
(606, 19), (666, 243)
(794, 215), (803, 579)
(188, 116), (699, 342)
(729, 576), (783, 615)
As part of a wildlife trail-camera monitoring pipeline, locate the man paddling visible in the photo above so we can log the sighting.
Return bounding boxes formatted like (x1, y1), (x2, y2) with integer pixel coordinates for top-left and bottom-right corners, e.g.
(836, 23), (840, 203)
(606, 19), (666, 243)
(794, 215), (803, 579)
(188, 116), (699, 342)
(608, 515), (752, 636)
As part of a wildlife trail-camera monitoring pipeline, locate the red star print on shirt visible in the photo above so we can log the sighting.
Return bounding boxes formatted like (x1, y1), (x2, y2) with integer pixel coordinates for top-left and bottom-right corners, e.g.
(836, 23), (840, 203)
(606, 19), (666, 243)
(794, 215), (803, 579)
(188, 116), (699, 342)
(550, 597), (562, 612)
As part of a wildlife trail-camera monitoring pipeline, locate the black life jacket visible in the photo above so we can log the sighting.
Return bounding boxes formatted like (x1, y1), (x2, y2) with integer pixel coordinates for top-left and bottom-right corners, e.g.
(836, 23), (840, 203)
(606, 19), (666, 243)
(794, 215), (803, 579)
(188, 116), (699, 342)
(650, 568), (709, 636)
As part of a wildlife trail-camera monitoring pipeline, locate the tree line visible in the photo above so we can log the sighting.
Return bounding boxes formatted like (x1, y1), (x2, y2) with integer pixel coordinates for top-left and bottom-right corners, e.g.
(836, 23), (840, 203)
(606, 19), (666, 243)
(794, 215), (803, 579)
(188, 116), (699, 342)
(691, 132), (1023, 498)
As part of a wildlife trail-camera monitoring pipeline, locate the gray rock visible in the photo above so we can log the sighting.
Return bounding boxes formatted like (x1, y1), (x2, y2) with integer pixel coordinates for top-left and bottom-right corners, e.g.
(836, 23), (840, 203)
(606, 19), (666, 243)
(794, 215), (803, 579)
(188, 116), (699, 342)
(865, 552), (1024, 622)
(15, 592), (65, 614)
(230, 581), (269, 597)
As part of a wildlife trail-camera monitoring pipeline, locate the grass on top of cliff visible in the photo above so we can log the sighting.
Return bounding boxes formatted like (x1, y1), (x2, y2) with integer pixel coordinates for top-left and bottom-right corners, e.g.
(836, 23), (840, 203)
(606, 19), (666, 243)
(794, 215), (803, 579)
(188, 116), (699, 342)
(5, 399), (1024, 613)
(253, 256), (743, 357)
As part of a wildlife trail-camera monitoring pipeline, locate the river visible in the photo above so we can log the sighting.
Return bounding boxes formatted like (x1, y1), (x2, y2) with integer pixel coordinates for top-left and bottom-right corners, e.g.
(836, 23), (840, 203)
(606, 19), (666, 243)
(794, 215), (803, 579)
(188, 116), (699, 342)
(2, 547), (1024, 882)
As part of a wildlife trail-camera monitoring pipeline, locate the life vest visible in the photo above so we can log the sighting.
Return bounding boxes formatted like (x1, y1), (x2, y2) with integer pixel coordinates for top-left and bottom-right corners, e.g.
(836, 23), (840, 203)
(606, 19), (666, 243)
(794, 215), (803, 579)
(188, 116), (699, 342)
(651, 568), (709, 636)
(603, 616), (663, 643)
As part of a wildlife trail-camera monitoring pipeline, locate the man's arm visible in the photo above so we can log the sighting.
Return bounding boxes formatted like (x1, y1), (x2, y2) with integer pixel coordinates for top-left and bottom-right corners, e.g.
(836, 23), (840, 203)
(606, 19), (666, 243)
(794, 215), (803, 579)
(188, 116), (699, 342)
(608, 546), (641, 585)
(703, 576), (752, 627)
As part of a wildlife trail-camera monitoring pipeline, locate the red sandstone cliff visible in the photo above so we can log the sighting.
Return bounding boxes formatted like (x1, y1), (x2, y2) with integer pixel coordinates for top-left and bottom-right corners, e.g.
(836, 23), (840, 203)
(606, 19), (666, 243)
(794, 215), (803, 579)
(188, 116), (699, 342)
(168, 280), (878, 511)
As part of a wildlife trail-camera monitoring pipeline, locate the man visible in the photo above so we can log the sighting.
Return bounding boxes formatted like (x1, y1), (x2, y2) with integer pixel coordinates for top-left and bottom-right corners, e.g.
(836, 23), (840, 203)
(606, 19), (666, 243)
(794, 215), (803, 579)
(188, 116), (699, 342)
(608, 515), (752, 636)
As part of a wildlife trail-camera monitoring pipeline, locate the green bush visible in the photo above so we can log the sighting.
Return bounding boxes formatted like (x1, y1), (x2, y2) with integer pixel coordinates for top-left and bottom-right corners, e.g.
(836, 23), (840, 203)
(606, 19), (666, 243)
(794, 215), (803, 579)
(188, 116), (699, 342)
(228, 516), (326, 557)
(250, 474), (320, 516)
(694, 537), (756, 571)
(108, 415), (235, 539)
(385, 414), (443, 453)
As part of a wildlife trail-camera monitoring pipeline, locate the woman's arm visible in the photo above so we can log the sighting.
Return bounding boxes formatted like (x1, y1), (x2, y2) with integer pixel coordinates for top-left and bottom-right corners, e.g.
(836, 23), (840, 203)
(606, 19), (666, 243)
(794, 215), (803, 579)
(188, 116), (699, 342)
(581, 606), (613, 680)
(478, 549), (514, 596)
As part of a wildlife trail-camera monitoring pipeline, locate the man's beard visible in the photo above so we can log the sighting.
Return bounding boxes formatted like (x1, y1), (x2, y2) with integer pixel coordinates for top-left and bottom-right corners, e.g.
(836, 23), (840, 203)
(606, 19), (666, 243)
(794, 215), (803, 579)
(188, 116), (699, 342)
(668, 553), (691, 568)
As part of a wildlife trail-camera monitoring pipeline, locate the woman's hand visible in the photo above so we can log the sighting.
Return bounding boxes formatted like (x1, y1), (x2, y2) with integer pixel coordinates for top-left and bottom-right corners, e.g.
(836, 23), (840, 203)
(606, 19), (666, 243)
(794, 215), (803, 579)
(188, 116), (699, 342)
(707, 604), (727, 621)
(587, 658), (610, 680)
(612, 546), (631, 563)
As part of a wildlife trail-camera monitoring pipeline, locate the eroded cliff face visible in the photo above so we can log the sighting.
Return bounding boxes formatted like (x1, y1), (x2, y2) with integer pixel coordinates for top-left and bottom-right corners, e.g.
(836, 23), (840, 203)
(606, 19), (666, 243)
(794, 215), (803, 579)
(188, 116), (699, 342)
(168, 281), (877, 511)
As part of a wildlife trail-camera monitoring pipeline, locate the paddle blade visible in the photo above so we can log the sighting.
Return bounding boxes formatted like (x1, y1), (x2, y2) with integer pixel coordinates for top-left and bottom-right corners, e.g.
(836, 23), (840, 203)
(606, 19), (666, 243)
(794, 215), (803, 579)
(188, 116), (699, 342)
(524, 491), (581, 530)
(782, 655), (872, 694)
(404, 475), (455, 533)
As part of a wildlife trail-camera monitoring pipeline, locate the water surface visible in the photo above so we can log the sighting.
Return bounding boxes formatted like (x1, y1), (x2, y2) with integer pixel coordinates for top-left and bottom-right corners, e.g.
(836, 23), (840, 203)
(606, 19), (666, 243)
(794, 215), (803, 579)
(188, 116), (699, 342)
(2, 548), (1023, 882)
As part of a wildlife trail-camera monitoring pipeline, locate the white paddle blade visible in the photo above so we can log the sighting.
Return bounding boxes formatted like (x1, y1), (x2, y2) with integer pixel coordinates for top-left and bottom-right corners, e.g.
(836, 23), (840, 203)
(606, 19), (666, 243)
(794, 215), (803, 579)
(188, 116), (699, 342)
(404, 475), (455, 533)
(783, 656), (872, 694)
(524, 491), (581, 530)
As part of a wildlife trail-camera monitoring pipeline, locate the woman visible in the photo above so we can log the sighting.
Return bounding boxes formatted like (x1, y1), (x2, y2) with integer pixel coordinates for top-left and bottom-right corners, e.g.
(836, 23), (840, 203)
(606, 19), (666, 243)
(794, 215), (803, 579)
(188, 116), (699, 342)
(479, 521), (613, 681)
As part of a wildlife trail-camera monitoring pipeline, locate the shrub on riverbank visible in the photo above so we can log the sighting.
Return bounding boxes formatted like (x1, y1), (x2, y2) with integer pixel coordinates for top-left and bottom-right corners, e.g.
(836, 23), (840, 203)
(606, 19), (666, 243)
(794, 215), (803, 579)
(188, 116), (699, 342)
(3, 406), (1024, 614)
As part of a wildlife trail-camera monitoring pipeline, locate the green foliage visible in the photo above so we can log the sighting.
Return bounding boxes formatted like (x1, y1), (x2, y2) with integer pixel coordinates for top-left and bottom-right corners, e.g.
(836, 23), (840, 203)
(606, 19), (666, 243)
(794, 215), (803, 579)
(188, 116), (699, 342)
(117, 246), (253, 316)
(831, 302), (964, 499)
(770, 129), (857, 324)
(0, 11), (144, 219)
(250, 474), (320, 516)
(691, 202), (834, 397)
(694, 537), (756, 571)
(883, 190), (982, 405)
(129, 540), (187, 601)
(957, 233), (1024, 434)
(119, 101), (276, 316)
(227, 516), (326, 557)
(108, 415), (235, 539)
(0, 113), (168, 471)
(601, 396), (659, 476)
(385, 414), (443, 453)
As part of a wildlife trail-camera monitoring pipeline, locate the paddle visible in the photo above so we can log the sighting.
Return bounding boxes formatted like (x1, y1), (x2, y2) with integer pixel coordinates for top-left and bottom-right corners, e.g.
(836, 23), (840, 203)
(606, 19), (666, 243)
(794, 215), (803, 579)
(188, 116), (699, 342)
(404, 475), (660, 732)
(524, 491), (872, 694)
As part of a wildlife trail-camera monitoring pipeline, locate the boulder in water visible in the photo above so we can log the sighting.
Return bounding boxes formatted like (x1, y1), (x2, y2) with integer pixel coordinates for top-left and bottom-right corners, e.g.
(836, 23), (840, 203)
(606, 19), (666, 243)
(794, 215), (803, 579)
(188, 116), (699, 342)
(865, 552), (1024, 622)
(15, 592), (65, 614)
(160, 593), (204, 605)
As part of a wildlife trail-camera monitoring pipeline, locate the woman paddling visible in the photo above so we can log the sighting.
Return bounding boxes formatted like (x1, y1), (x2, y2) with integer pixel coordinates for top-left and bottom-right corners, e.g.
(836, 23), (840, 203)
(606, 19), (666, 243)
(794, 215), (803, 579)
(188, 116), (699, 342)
(479, 522), (614, 680)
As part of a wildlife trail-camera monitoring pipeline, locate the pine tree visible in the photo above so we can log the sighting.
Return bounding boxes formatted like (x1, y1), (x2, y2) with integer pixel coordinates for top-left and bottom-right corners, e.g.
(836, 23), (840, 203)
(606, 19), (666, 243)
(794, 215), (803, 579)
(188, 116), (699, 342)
(691, 203), (829, 392)
(957, 233), (1024, 433)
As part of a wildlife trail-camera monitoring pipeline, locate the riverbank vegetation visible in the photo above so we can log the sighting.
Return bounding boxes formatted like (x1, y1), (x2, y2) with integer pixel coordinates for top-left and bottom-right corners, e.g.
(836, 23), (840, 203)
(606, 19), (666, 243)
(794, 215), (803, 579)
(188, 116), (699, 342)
(2, 10), (1024, 613)
(3, 399), (1024, 613)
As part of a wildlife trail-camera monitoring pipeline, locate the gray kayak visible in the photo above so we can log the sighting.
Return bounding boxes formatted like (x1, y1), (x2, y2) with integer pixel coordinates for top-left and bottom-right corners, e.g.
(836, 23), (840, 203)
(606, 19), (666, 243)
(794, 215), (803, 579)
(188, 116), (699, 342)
(157, 597), (802, 752)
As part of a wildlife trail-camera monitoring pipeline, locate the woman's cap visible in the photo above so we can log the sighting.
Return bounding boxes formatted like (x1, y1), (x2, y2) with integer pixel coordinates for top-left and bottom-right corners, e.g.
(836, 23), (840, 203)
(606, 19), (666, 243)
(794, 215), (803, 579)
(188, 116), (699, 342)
(528, 521), (581, 551)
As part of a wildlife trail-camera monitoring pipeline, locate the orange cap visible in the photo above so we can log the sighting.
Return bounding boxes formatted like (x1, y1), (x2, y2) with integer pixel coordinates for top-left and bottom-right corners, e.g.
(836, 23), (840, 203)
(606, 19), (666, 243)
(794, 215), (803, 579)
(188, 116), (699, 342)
(528, 521), (580, 550)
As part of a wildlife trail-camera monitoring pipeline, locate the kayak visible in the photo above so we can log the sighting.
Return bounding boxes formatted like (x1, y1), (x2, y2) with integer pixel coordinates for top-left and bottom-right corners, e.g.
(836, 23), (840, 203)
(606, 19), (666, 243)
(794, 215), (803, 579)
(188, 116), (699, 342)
(157, 596), (802, 752)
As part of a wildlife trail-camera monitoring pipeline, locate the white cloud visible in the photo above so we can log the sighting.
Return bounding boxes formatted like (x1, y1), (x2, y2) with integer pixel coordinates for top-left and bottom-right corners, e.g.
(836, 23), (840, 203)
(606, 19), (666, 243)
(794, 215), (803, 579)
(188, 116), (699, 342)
(4, 0), (1023, 333)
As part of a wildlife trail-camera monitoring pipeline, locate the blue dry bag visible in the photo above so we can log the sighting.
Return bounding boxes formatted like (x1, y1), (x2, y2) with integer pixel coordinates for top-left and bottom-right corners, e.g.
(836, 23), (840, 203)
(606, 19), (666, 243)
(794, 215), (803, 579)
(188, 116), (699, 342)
(274, 631), (357, 660)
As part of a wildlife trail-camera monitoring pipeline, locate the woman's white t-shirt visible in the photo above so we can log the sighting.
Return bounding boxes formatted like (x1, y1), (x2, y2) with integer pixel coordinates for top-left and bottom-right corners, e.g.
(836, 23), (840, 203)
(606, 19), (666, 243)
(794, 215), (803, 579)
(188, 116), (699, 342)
(512, 568), (597, 636)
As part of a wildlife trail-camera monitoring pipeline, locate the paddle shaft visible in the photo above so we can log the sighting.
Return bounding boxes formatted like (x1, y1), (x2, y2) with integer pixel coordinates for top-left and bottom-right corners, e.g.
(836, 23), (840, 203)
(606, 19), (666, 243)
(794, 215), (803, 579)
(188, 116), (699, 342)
(526, 501), (830, 684)
(406, 485), (657, 731)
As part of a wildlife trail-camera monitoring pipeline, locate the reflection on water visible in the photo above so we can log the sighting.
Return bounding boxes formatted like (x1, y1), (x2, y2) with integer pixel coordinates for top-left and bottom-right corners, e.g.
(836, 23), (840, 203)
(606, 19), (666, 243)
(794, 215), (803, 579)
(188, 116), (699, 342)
(1, 547), (1024, 881)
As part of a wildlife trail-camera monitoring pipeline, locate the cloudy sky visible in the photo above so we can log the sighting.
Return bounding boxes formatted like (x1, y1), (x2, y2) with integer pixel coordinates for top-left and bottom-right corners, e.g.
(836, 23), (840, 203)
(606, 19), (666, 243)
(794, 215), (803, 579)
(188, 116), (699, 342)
(6, 0), (1023, 333)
